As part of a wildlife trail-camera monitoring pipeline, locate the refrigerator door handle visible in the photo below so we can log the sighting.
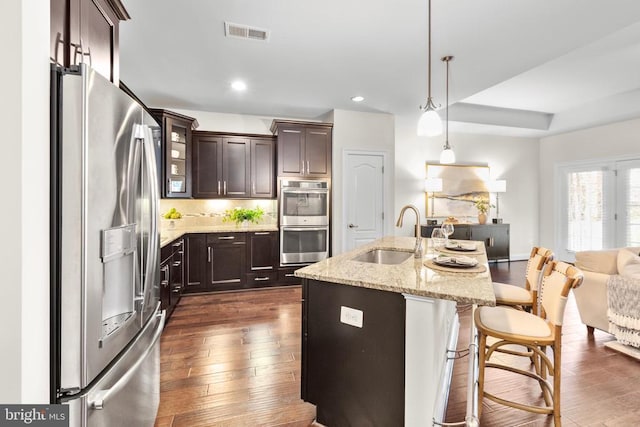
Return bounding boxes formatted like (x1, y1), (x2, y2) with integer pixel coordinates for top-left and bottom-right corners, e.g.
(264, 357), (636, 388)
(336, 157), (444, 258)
(89, 310), (165, 410)
(138, 124), (160, 315)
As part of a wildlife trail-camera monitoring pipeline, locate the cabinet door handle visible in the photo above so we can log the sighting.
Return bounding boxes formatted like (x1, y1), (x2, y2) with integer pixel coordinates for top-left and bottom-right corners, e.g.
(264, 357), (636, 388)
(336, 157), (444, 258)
(252, 182), (256, 195)
(301, 161), (305, 175)
(348, 224), (358, 228)
(172, 241), (183, 248)
(172, 261), (181, 267)
(224, 181), (227, 195)
(306, 161), (310, 174)
(162, 265), (169, 282)
(218, 181), (221, 195)
(285, 273), (295, 277)
(254, 232), (269, 235)
(218, 236), (235, 240)
(254, 277), (269, 281)
(207, 247), (212, 263)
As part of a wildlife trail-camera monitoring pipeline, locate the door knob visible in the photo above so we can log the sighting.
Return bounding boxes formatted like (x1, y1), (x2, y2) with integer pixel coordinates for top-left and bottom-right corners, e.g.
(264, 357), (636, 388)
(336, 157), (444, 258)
(348, 224), (358, 228)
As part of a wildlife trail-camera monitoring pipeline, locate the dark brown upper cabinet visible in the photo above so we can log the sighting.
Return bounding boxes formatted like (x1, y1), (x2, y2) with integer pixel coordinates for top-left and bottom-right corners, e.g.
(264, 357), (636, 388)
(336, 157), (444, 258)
(192, 133), (223, 198)
(150, 109), (199, 199)
(50, 0), (129, 84)
(271, 121), (333, 178)
(251, 138), (276, 198)
(223, 137), (251, 198)
(192, 132), (275, 199)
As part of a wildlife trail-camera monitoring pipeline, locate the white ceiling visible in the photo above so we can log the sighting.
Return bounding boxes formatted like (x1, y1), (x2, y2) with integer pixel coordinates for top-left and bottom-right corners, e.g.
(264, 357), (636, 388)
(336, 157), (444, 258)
(119, 0), (640, 137)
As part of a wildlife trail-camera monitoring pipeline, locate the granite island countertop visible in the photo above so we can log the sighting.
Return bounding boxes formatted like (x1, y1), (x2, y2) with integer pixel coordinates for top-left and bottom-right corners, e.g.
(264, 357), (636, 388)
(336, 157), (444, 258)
(160, 224), (279, 248)
(295, 236), (496, 306)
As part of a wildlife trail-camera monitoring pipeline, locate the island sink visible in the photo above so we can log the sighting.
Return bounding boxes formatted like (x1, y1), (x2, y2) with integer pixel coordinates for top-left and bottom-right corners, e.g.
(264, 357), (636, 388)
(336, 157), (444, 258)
(351, 248), (412, 265)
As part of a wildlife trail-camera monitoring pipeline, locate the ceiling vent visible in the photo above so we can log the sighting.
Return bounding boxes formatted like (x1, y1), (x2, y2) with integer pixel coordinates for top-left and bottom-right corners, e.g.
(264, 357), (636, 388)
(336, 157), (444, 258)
(224, 22), (270, 41)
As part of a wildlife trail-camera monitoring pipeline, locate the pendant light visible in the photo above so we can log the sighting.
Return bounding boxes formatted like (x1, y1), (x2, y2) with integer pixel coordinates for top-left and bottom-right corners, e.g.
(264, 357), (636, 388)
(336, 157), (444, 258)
(417, 0), (443, 137)
(439, 55), (455, 164)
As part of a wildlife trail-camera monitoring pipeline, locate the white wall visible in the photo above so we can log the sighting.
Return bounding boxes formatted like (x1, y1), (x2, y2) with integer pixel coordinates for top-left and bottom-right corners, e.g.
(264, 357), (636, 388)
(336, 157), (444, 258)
(331, 109), (395, 254)
(172, 109), (321, 135)
(539, 118), (640, 255)
(0, 0), (50, 403)
(394, 115), (540, 260)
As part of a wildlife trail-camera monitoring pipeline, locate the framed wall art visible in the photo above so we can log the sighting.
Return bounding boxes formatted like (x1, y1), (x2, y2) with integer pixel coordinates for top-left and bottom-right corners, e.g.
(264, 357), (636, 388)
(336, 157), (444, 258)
(425, 163), (490, 219)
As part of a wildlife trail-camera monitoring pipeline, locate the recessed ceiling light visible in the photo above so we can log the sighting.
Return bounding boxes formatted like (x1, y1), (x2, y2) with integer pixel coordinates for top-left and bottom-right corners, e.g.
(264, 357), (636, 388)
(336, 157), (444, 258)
(231, 81), (247, 91)
(351, 96), (365, 102)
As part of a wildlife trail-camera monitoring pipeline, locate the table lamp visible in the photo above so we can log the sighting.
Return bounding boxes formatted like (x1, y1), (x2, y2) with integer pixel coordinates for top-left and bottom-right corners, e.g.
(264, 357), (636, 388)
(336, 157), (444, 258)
(488, 180), (506, 223)
(424, 178), (443, 224)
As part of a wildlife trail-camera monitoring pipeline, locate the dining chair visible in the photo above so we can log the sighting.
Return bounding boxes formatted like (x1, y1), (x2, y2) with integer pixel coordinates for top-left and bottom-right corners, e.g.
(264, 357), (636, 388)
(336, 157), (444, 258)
(475, 260), (584, 426)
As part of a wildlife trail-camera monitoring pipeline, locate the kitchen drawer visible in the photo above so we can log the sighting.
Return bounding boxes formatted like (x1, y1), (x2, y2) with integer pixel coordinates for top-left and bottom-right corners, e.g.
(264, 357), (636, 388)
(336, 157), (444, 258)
(278, 267), (301, 285)
(161, 237), (184, 260)
(207, 232), (247, 245)
(246, 272), (277, 287)
(161, 244), (173, 262)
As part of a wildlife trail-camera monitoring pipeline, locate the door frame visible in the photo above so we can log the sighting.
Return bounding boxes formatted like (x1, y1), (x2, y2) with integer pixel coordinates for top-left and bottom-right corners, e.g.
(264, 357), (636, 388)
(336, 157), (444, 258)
(342, 149), (391, 253)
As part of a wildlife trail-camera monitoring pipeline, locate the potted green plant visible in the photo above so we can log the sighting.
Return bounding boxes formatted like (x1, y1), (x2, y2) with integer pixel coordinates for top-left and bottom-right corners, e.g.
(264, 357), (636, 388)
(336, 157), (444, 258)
(473, 198), (494, 224)
(223, 206), (264, 226)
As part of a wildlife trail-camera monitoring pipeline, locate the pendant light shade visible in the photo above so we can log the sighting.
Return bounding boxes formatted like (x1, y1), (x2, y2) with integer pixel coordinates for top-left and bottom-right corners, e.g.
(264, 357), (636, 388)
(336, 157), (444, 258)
(417, 0), (442, 137)
(439, 55), (455, 164)
(439, 146), (455, 164)
(417, 110), (443, 136)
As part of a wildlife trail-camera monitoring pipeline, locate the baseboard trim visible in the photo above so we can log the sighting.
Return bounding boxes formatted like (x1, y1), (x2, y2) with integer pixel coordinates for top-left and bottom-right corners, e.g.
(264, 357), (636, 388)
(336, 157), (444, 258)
(604, 340), (640, 360)
(510, 253), (530, 261)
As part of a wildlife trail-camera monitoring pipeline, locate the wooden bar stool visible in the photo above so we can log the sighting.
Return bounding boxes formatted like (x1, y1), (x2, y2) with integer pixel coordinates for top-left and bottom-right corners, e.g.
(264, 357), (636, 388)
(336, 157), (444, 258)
(475, 261), (584, 426)
(492, 246), (554, 313)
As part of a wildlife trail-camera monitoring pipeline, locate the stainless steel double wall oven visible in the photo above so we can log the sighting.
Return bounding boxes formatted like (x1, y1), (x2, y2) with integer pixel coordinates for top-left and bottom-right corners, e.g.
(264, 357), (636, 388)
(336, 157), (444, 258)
(280, 179), (330, 265)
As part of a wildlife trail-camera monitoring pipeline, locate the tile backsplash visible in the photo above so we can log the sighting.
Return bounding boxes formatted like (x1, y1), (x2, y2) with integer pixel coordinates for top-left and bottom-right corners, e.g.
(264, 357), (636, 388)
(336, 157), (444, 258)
(159, 199), (278, 229)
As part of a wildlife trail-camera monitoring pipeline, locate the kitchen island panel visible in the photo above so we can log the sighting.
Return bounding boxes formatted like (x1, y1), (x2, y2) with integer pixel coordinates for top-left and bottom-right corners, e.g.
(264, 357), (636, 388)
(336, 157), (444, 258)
(302, 279), (406, 426)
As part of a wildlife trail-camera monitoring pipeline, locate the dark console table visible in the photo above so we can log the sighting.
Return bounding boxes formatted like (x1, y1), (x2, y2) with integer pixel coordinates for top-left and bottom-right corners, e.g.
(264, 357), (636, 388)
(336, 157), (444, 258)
(421, 223), (510, 262)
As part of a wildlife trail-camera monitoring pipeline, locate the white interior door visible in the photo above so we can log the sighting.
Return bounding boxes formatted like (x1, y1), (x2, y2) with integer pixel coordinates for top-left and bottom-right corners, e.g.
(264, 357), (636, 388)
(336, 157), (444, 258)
(344, 152), (385, 251)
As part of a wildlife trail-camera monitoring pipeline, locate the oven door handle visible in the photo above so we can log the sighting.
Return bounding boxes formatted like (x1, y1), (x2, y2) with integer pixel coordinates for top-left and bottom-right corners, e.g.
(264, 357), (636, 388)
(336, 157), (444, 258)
(281, 189), (328, 194)
(282, 227), (328, 232)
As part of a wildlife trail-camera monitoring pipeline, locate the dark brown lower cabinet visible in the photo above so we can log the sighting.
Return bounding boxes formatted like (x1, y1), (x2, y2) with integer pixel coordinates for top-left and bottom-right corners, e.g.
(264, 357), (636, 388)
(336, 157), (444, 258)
(420, 223), (510, 262)
(160, 238), (184, 322)
(185, 234), (207, 290)
(246, 231), (278, 287)
(207, 233), (247, 290)
(183, 231), (303, 292)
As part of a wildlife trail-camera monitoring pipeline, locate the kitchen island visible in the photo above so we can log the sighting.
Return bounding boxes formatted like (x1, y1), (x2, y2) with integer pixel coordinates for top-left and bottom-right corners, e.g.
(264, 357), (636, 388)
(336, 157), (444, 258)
(295, 236), (495, 427)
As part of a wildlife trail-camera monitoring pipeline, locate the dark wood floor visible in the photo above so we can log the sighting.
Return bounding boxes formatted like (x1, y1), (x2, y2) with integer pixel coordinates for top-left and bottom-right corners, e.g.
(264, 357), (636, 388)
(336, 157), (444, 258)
(155, 262), (640, 426)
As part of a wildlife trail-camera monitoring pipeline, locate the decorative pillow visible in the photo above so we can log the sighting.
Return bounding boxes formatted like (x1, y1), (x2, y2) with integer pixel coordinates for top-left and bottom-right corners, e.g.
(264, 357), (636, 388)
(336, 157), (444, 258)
(617, 249), (640, 279)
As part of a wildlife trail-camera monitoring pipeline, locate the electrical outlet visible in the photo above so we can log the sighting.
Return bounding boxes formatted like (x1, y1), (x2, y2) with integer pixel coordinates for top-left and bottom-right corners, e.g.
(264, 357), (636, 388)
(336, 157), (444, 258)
(340, 306), (363, 328)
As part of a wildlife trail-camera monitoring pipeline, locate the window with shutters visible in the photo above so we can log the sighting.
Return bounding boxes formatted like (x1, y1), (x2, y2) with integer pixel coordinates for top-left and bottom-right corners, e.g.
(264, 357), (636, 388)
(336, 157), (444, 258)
(558, 158), (640, 261)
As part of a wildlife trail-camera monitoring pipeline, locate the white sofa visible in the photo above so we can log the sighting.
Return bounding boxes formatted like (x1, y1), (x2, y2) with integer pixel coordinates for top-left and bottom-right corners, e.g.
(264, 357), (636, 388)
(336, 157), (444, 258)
(573, 247), (640, 334)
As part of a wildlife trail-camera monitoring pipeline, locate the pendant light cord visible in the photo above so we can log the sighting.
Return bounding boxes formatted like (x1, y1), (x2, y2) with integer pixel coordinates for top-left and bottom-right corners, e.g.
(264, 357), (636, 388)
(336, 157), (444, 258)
(428, 0), (432, 99)
(441, 55), (453, 149)
(445, 55), (448, 147)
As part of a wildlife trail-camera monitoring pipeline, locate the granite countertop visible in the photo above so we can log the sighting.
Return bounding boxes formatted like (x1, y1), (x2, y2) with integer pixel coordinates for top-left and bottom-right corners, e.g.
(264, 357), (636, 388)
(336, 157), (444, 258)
(295, 236), (496, 306)
(160, 224), (279, 247)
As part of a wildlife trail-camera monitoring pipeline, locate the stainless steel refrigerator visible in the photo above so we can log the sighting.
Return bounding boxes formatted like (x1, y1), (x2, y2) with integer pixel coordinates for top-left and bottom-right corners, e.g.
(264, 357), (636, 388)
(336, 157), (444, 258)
(50, 64), (164, 427)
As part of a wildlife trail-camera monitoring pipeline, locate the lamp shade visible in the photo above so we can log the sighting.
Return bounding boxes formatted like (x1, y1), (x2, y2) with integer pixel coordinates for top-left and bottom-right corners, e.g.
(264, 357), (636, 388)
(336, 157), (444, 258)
(488, 179), (507, 193)
(439, 147), (455, 164)
(417, 110), (443, 136)
(424, 178), (443, 192)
